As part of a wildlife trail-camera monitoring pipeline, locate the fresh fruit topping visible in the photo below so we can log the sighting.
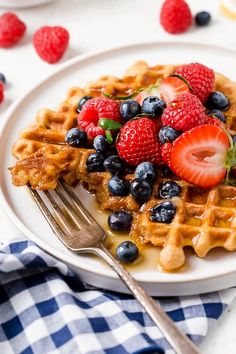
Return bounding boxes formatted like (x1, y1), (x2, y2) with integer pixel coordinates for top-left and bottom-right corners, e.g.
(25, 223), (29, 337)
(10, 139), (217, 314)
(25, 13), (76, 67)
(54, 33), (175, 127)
(204, 115), (223, 128)
(0, 12), (26, 48)
(108, 211), (133, 232)
(116, 241), (139, 263)
(159, 126), (182, 144)
(170, 125), (231, 188)
(65, 128), (87, 147)
(103, 155), (125, 175)
(159, 181), (181, 198)
(130, 179), (152, 203)
(206, 91), (230, 111)
(150, 201), (176, 223)
(141, 96), (166, 116)
(161, 143), (173, 167)
(0, 82), (4, 104)
(108, 175), (129, 196)
(195, 11), (211, 26)
(86, 152), (105, 172)
(93, 135), (109, 153)
(135, 86), (160, 105)
(207, 109), (226, 123)
(116, 117), (162, 166)
(77, 96), (93, 113)
(174, 63), (215, 103)
(120, 99), (141, 120)
(78, 97), (122, 140)
(158, 76), (190, 104)
(160, 0), (192, 34)
(33, 26), (69, 64)
(0, 73), (6, 84)
(162, 93), (206, 131)
(135, 162), (156, 184)
(233, 136), (236, 145)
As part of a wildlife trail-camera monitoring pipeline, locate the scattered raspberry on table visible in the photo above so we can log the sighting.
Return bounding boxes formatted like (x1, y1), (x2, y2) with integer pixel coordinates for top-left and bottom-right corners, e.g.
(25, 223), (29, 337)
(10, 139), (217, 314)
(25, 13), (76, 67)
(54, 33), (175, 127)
(0, 12), (26, 48)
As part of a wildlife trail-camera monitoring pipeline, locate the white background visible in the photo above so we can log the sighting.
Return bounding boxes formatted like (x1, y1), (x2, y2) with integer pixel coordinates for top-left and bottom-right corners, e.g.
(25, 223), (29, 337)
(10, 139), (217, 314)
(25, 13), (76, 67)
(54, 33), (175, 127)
(1, 0), (236, 353)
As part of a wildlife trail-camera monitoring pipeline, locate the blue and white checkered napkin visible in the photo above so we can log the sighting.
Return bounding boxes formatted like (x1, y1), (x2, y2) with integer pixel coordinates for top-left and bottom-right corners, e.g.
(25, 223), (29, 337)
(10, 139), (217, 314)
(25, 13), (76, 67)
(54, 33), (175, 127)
(1, 239), (236, 354)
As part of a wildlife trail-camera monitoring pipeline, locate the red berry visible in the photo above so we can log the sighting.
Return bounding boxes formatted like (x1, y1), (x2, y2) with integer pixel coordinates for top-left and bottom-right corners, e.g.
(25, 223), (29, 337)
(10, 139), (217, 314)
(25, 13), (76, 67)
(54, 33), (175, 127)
(161, 142), (173, 167)
(174, 63), (215, 102)
(33, 26), (69, 64)
(116, 117), (162, 166)
(78, 97), (122, 139)
(204, 115), (223, 128)
(0, 12), (26, 48)
(162, 92), (207, 131)
(160, 0), (192, 34)
(0, 81), (4, 103)
(170, 125), (230, 188)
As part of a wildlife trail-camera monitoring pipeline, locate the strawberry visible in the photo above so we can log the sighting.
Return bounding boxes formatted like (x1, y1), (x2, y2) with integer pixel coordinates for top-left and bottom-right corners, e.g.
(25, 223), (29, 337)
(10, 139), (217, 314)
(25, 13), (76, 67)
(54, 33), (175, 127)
(160, 0), (192, 34)
(0, 12), (26, 48)
(78, 97), (122, 139)
(162, 92), (207, 131)
(161, 142), (173, 167)
(116, 117), (162, 166)
(170, 125), (230, 188)
(174, 63), (215, 103)
(0, 81), (4, 104)
(33, 26), (69, 64)
(135, 76), (189, 106)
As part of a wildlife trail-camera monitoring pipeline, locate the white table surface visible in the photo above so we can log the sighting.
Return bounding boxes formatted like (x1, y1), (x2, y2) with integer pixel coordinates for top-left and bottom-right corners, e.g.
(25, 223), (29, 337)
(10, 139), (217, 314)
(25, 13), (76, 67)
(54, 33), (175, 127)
(1, 0), (236, 353)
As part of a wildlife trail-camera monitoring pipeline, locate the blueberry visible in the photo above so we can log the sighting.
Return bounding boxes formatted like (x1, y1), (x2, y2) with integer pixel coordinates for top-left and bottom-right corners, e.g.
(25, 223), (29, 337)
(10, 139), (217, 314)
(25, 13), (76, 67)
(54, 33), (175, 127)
(116, 241), (139, 263)
(150, 201), (176, 223)
(0, 73), (6, 84)
(108, 211), (133, 232)
(207, 109), (226, 123)
(104, 155), (124, 175)
(195, 11), (211, 26)
(93, 135), (109, 153)
(120, 99), (141, 120)
(86, 152), (105, 172)
(65, 128), (87, 147)
(135, 162), (156, 184)
(108, 175), (129, 196)
(159, 126), (182, 144)
(159, 181), (181, 199)
(77, 95), (93, 113)
(142, 96), (166, 116)
(206, 91), (230, 111)
(130, 178), (152, 203)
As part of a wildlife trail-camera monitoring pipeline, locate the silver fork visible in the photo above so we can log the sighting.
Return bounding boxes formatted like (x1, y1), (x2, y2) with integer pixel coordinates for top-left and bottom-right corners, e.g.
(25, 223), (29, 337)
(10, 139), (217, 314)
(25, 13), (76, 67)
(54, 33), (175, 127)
(27, 180), (200, 354)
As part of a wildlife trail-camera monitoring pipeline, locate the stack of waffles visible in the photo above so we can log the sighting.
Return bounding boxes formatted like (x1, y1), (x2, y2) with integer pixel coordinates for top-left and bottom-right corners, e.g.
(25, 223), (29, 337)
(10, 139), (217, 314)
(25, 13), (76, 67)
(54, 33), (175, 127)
(9, 61), (236, 271)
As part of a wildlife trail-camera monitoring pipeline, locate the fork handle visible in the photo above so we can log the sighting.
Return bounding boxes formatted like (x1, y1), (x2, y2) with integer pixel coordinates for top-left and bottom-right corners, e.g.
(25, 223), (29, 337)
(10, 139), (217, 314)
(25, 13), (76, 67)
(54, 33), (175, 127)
(91, 244), (200, 354)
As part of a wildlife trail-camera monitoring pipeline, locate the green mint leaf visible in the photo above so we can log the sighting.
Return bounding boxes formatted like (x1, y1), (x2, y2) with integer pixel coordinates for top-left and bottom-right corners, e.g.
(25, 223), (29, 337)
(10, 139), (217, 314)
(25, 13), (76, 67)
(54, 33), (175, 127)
(105, 130), (113, 144)
(98, 118), (122, 130)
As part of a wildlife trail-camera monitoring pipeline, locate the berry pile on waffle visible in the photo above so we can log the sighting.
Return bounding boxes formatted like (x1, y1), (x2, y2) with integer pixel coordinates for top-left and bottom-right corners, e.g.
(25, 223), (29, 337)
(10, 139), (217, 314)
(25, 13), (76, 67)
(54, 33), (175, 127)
(9, 61), (236, 271)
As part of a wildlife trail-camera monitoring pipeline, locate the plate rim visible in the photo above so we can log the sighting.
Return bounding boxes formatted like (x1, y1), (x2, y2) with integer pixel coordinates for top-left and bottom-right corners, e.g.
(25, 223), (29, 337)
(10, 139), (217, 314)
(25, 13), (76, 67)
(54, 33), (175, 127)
(1, 40), (236, 285)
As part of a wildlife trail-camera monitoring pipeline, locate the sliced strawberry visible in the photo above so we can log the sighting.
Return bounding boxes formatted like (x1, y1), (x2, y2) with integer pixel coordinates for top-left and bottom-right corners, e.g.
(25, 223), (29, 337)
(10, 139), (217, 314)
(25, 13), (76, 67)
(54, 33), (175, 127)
(170, 125), (230, 188)
(159, 76), (190, 104)
(135, 76), (189, 106)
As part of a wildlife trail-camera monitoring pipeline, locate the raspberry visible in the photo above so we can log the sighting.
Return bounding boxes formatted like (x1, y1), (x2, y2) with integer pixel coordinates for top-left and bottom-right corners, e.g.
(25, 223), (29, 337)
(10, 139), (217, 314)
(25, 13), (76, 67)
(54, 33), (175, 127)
(33, 26), (69, 64)
(78, 97), (122, 139)
(162, 93), (207, 131)
(0, 81), (4, 104)
(174, 63), (215, 103)
(161, 142), (172, 167)
(116, 117), (162, 166)
(160, 0), (192, 34)
(0, 12), (26, 48)
(204, 115), (223, 128)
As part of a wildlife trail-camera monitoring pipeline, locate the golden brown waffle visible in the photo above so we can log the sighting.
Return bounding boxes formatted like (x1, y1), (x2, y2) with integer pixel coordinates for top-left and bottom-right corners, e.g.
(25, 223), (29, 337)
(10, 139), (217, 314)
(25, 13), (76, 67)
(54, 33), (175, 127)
(9, 60), (236, 271)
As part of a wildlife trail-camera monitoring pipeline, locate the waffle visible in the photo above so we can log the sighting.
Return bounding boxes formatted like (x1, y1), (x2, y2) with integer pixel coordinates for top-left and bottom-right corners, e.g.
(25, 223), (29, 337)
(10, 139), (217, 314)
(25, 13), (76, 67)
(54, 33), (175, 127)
(9, 61), (236, 271)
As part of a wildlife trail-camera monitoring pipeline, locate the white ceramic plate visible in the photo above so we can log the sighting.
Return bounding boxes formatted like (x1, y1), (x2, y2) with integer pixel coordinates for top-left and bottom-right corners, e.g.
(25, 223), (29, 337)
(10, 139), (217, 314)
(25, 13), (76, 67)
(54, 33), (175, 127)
(1, 41), (236, 296)
(0, 0), (56, 9)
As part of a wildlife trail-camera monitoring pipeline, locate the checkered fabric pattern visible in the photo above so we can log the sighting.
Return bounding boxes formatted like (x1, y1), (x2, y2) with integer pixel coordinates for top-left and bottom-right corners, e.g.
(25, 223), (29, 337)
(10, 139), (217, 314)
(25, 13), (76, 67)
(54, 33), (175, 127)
(1, 239), (236, 354)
